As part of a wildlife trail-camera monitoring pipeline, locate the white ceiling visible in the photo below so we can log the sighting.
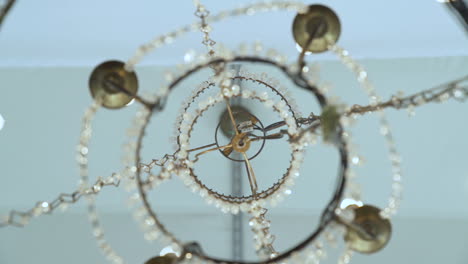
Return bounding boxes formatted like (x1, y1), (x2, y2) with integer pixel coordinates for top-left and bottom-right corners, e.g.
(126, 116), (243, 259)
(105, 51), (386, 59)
(0, 0), (467, 67)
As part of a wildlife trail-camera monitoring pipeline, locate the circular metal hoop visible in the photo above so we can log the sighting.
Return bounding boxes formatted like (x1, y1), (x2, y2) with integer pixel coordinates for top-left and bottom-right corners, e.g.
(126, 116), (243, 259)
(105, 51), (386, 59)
(180, 91), (299, 205)
(170, 71), (304, 206)
(132, 55), (350, 264)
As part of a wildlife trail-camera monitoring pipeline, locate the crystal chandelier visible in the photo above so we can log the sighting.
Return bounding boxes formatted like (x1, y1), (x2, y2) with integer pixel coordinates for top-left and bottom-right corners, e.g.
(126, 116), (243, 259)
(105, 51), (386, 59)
(0, 1), (467, 264)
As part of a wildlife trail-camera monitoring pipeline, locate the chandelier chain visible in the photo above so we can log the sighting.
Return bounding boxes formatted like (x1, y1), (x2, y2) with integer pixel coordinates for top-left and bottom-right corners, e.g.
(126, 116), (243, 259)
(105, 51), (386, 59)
(0, 174), (121, 228)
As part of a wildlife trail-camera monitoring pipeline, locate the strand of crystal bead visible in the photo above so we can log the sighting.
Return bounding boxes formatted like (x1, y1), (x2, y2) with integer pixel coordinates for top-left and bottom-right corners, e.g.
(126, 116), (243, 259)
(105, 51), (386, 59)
(344, 74), (468, 114)
(193, 0), (216, 56)
(0, 175), (120, 228)
(123, 106), (184, 248)
(337, 247), (353, 264)
(330, 45), (403, 219)
(124, 1), (307, 71)
(0, 101), (120, 230)
(249, 205), (279, 259)
(77, 101), (125, 264)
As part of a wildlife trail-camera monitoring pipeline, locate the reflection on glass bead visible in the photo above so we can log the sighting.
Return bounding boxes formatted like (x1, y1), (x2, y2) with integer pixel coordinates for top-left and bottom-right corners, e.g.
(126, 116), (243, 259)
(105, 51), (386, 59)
(0, 113), (4, 131)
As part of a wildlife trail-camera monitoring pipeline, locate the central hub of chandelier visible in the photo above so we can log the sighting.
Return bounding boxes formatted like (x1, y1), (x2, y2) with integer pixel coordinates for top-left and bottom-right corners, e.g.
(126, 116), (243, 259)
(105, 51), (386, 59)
(231, 133), (252, 153)
(217, 107), (263, 159)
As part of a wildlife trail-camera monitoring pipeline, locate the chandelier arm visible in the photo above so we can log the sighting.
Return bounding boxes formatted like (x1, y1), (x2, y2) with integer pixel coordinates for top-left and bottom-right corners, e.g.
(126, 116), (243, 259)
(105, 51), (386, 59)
(345, 74), (468, 115)
(101, 79), (156, 109)
(296, 18), (326, 70)
(224, 98), (241, 136)
(250, 132), (286, 141)
(187, 142), (218, 153)
(446, 0), (468, 33)
(262, 120), (287, 132)
(191, 143), (233, 163)
(242, 152), (259, 197)
(0, 0), (16, 30)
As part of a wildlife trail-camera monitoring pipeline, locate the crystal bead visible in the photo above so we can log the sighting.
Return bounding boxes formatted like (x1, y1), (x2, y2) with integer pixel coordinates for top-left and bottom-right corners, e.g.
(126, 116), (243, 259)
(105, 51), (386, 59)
(453, 88), (464, 100)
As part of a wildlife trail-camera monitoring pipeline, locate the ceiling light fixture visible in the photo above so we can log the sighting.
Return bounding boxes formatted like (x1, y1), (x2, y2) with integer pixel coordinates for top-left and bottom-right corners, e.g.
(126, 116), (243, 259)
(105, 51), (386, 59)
(0, 1), (467, 264)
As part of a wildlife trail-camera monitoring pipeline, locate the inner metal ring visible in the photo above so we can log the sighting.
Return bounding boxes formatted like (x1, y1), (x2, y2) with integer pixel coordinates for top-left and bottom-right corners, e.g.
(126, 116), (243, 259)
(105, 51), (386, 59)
(186, 92), (297, 204)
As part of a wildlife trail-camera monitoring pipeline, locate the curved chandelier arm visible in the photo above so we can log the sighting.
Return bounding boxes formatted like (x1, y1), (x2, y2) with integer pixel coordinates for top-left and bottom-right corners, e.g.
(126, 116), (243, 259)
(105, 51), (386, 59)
(446, 0), (468, 33)
(242, 152), (259, 197)
(191, 143), (232, 163)
(0, 0), (16, 30)
(224, 99), (241, 136)
(296, 18), (326, 70)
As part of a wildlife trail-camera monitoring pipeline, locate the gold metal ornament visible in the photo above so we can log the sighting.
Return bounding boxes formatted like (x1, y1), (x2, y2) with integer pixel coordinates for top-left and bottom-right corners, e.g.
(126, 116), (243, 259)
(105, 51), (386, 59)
(344, 205), (392, 254)
(88, 60), (138, 109)
(292, 4), (341, 53)
(231, 133), (252, 153)
(144, 254), (178, 264)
